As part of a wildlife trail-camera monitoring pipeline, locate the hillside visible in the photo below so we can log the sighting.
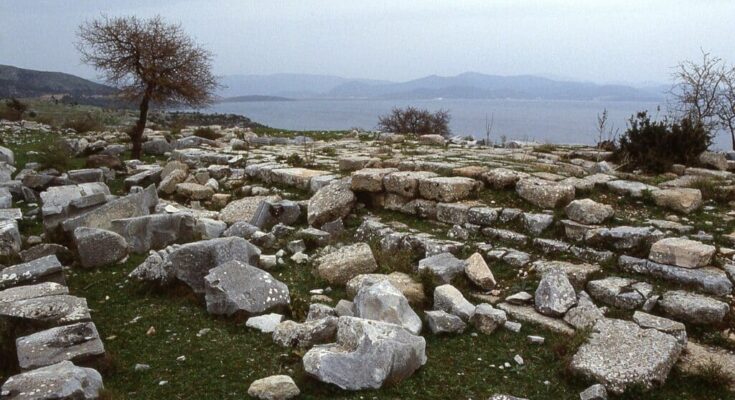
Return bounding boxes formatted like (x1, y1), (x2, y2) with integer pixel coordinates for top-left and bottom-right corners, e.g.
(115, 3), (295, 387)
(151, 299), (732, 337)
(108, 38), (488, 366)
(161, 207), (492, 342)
(0, 64), (116, 98)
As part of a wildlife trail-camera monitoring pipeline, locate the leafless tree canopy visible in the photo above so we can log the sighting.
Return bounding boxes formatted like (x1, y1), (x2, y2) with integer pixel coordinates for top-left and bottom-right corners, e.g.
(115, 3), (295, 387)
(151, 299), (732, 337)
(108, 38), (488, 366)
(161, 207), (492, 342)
(77, 15), (217, 158)
(377, 106), (451, 137)
(670, 50), (724, 131)
(718, 67), (735, 149)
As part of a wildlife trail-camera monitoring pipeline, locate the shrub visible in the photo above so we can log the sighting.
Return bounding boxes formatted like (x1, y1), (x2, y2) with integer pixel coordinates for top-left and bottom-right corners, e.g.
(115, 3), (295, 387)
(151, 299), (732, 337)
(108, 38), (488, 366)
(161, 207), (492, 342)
(377, 106), (451, 137)
(62, 114), (104, 133)
(37, 139), (74, 172)
(1, 98), (28, 121)
(192, 127), (222, 140)
(614, 111), (712, 173)
(286, 152), (304, 167)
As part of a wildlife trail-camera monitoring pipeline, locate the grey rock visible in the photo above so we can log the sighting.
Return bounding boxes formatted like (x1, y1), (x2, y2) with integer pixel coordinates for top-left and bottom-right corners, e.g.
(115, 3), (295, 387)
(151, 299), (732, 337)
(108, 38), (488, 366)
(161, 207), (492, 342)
(434, 284), (475, 321)
(470, 303), (507, 334)
(516, 177), (575, 208)
(16, 322), (105, 370)
(522, 212), (554, 235)
(570, 318), (682, 394)
(587, 277), (652, 310)
(246, 313), (285, 333)
(658, 290), (729, 325)
(73, 227), (128, 268)
(496, 303), (575, 336)
(464, 252), (496, 289)
(353, 280), (422, 335)
(306, 303), (336, 321)
(204, 260), (290, 316)
(0, 361), (103, 400)
(195, 217), (226, 239)
(424, 310), (466, 334)
(272, 317), (338, 348)
(418, 176), (479, 202)
(250, 199), (301, 230)
(417, 252), (466, 284)
(0, 294), (90, 329)
(61, 184), (158, 234)
(563, 291), (604, 330)
(0, 219), (21, 257)
(302, 316), (427, 390)
(565, 198), (614, 225)
(0, 255), (64, 290)
(632, 311), (687, 345)
(110, 213), (197, 254)
(618, 255), (732, 296)
(534, 268), (577, 317)
(247, 375), (300, 400)
(580, 384), (608, 400)
(584, 226), (664, 252)
(307, 180), (355, 227)
(0, 282), (68, 303)
(649, 237), (715, 269)
(315, 243), (377, 285)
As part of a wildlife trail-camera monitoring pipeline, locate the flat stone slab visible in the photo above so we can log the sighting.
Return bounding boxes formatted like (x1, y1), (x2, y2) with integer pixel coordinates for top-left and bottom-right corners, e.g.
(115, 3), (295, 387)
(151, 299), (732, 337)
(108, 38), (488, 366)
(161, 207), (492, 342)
(570, 318), (683, 394)
(657, 290), (729, 325)
(16, 322), (105, 370)
(0, 360), (103, 400)
(0, 255), (64, 290)
(0, 294), (90, 328)
(618, 256), (732, 297)
(0, 282), (68, 303)
(496, 302), (575, 336)
(649, 237), (715, 269)
(0, 208), (22, 220)
(269, 167), (331, 190)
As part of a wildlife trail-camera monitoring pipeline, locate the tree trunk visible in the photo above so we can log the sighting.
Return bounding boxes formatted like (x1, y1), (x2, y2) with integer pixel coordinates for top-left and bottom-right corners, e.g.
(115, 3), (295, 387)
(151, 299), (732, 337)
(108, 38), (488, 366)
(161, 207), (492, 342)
(130, 88), (152, 160)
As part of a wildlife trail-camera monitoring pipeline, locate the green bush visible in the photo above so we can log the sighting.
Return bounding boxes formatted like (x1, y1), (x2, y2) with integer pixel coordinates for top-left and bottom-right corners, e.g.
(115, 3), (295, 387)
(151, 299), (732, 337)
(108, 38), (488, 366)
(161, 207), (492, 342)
(286, 152), (304, 167)
(62, 114), (104, 133)
(614, 111), (712, 173)
(37, 139), (74, 172)
(193, 127), (222, 140)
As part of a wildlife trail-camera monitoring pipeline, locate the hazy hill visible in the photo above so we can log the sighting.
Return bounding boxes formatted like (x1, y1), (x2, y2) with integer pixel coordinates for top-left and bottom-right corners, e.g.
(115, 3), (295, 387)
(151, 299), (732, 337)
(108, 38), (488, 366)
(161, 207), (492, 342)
(0, 64), (115, 98)
(222, 71), (666, 101)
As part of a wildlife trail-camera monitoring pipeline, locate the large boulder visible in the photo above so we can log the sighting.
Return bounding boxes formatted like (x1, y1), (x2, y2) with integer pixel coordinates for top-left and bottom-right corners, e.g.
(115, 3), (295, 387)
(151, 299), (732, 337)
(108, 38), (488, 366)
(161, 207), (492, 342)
(464, 252), (496, 289)
(272, 317), (338, 348)
(651, 188), (702, 214)
(303, 316), (427, 390)
(0, 255), (64, 290)
(315, 243), (378, 285)
(220, 195), (280, 225)
(565, 198), (614, 225)
(570, 318), (683, 394)
(383, 171), (438, 198)
(16, 322), (105, 370)
(175, 182), (214, 201)
(351, 168), (398, 192)
(417, 252), (466, 284)
(353, 280), (422, 335)
(250, 199), (301, 230)
(0, 361), (103, 400)
(72, 227), (128, 268)
(516, 178), (575, 208)
(346, 272), (425, 306)
(307, 180), (355, 227)
(699, 151), (729, 170)
(649, 237), (715, 269)
(534, 268), (577, 317)
(434, 284), (475, 321)
(203, 260), (290, 316)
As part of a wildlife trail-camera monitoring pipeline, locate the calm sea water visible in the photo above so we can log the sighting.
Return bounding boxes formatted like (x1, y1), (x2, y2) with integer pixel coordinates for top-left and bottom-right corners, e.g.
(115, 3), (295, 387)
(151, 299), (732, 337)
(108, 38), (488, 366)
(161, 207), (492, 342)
(206, 98), (731, 150)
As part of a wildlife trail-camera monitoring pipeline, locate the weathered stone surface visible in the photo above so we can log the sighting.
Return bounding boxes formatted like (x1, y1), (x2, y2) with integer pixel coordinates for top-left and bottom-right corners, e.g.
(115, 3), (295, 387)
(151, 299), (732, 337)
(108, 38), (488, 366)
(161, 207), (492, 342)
(175, 182), (214, 200)
(124, 166), (162, 190)
(678, 341), (735, 391)
(220, 195), (280, 225)
(649, 237), (715, 269)
(316, 243), (377, 285)
(353, 280), (422, 334)
(531, 260), (600, 290)
(587, 277), (652, 310)
(516, 177), (575, 208)
(606, 180), (658, 197)
(351, 168), (398, 192)
(565, 198), (614, 225)
(522, 212), (554, 235)
(168, 237), (261, 293)
(483, 168), (529, 189)
(436, 202), (471, 225)
(0, 282), (68, 303)
(0, 360), (103, 400)
(580, 384), (608, 400)
(0, 219), (21, 257)
(0, 255), (64, 290)
(247, 375), (300, 400)
(699, 151), (728, 170)
(73, 227), (128, 268)
(61, 185), (158, 234)
(534, 268), (577, 317)
(418, 252), (466, 284)
(16, 322), (105, 370)
(467, 206), (500, 226)
(563, 291), (604, 330)
(584, 226), (663, 253)
(303, 316), (427, 390)
(383, 171), (438, 198)
(110, 213), (197, 254)
(346, 272), (425, 305)
(434, 284), (475, 321)
(657, 290), (729, 325)
(470, 303), (507, 334)
(250, 199), (300, 230)
(424, 310), (466, 334)
(570, 318), (683, 394)
(496, 303), (575, 335)
(246, 313), (285, 333)
(651, 188), (702, 214)
(632, 311), (687, 345)
(203, 260), (290, 316)
(272, 317), (338, 348)
(0, 294), (90, 328)
(418, 176), (479, 202)
(307, 180), (355, 227)
(464, 252), (496, 290)
(158, 169), (187, 194)
(618, 256), (732, 296)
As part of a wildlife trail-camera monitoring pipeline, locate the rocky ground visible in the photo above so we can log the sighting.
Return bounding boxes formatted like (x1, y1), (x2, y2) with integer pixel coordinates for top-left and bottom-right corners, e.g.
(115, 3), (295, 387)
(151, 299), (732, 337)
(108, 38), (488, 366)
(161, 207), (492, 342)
(0, 117), (734, 399)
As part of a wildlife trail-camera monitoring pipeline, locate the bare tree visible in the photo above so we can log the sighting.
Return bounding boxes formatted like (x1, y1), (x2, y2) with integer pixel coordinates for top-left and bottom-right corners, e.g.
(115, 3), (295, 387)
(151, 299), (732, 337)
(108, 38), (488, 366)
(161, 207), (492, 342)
(484, 113), (494, 147)
(670, 50), (724, 132)
(377, 107), (451, 137)
(718, 66), (735, 150)
(77, 15), (217, 159)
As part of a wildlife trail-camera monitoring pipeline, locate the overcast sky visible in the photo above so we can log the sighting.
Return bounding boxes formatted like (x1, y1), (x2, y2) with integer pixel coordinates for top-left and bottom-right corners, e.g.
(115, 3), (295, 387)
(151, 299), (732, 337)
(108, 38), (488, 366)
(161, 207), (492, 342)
(1, 0), (734, 84)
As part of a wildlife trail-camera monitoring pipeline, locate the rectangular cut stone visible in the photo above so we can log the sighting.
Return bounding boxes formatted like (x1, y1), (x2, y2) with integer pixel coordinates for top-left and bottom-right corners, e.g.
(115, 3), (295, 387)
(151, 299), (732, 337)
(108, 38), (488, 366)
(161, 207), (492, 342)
(61, 184), (158, 234)
(619, 256), (732, 296)
(496, 302), (575, 336)
(0, 255), (64, 290)
(0, 208), (22, 220)
(16, 322), (105, 370)
(269, 168), (331, 190)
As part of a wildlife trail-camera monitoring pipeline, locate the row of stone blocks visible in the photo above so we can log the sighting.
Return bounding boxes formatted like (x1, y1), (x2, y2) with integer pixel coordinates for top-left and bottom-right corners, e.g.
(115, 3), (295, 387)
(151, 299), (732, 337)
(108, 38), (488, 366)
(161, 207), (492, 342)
(0, 255), (105, 399)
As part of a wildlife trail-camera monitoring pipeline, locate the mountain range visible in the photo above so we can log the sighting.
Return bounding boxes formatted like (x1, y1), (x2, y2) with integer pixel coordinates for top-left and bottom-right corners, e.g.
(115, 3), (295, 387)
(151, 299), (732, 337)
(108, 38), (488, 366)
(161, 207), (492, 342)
(0, 64), (115, 98)
(220, 72), (668, 102)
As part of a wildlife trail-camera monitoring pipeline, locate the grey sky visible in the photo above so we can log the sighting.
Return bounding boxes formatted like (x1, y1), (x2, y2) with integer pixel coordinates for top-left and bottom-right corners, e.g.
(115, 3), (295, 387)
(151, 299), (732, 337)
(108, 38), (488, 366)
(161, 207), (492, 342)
(1, 0), (734, 84)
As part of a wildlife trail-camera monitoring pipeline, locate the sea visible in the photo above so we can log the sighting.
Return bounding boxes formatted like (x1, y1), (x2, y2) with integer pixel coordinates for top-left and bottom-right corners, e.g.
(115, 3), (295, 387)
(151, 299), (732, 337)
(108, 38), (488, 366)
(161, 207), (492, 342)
(205, 98), (732, 150)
